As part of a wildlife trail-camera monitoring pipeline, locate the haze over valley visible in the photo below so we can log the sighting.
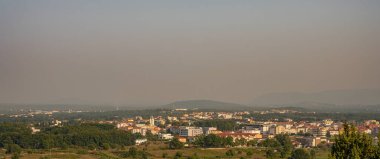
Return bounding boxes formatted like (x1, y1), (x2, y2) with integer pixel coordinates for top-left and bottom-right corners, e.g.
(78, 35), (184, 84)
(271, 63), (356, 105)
(1, 1), (380, 107)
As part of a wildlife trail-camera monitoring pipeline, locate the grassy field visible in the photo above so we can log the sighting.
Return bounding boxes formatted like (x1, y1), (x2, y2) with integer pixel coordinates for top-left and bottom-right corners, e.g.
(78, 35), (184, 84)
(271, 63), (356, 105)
(0, 142), (330, 159)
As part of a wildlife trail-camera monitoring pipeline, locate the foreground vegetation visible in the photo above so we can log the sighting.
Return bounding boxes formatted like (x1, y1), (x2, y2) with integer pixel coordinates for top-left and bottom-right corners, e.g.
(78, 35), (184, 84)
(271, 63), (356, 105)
(331, 124), (380, 159)
(0, 122), (331, 159)
(0, 123), (137, 152)
(1, 123), (380, 159)
(0, 142), (331, 159)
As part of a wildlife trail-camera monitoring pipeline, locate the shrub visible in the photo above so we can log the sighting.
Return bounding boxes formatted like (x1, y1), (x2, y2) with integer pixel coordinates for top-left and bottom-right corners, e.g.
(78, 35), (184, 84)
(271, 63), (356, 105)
(6, 144), (21, 154)
(246, 150), (253, 156)
(162, 152), (168, 158)
(226, 149), (235, 156)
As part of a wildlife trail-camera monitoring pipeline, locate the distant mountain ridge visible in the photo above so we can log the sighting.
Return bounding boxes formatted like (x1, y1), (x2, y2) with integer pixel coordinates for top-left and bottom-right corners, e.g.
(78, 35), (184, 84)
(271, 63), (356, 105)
(253, 89), (380, 106)
(162, 99), (251, 110)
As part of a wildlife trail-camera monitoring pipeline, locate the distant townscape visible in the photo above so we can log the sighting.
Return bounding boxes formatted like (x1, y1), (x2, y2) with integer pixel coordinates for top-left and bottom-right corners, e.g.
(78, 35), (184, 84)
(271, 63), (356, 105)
(1, 104), (380, 159)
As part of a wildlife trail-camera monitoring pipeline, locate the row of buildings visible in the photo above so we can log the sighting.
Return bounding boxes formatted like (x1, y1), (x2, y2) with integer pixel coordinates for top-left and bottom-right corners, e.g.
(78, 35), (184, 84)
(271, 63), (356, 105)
(115, 113), (380, 148)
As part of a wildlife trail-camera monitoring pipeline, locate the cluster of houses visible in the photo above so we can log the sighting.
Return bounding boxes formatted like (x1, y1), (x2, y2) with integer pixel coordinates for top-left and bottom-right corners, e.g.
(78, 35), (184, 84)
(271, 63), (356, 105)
(115, 113), (380, 148)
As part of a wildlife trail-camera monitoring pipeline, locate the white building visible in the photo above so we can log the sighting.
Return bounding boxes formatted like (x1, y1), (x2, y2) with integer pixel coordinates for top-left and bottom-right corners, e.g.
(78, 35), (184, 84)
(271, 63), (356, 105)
(328, 130), (340, 136)
(117, 123), (129, 128)
(158, 133), (174, 140)
(323, 119), (334, 126)
(217, 113), (233, 119)
(167, 116), (178, 122)
(52, 120), (62, 126)
(135, 139), (147, 145)
(132, 127), (147, 136)
(241, 129), (261, 134)
(245, 124), (270, 134)
(31, 127), (40, 134)
(179, 127), (203, 137)
(149, 116), (155, 126)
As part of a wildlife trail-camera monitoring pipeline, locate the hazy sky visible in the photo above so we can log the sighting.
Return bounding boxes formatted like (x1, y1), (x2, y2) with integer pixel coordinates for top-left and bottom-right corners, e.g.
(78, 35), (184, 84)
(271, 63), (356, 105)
(0, 0), (380, 105)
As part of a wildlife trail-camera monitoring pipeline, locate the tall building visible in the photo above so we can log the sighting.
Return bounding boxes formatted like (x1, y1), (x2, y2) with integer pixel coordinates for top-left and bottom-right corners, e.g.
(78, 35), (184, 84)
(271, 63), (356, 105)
(179, 126), (203, 137)
(149, 116), (155, 126)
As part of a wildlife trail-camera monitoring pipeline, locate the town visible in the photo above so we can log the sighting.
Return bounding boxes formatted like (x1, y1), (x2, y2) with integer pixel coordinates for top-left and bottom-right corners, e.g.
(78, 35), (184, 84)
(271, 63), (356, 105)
(112, 110), (380, 148)
(0, 107), (380, 159)
(2, 107), (380, 158)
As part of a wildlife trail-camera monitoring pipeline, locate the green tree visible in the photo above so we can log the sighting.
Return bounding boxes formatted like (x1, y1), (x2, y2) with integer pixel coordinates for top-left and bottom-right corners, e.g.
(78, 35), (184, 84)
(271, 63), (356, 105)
(310, 149), (316, 159)
(259, 138), (280, 148)
(275, 134), (293, 158)
(193, 135), (205, 147)
(193, 120), (238, 131)
(246, 149), (253, 157)
(101, 143), (110, 150)
(145, 130), (158, 141)
(174, 151), (182, 159)
(247, 140), (258, 147)
(0, 123), (137, 150)
(194, 134), (225, 148)
(6, 144), (21, 154)
(11, 153), (20, 159)
(280, 148), (287, 158)
(162, 152), (168, 158)
(331, 124), (375, 159)
(88, 144), (97, 150)
(128, 147), (138, 158)
(192, 153), (199, 159)
(290, 149), (311, 159)
(224, 136), (234, 147)
(169, 138), (184, 149)
(225, 149), (235, 157)
(204, 134), (223, 147)
(375, 133), (380, 158)
(235, 138), (247, 146)
(141, 151), (148, 159)
(265, 148), (275, 159)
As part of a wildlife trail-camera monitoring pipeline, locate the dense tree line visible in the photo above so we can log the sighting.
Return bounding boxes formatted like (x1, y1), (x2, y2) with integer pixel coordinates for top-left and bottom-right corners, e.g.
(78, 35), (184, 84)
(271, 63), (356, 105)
(193, 120), (239, 131)
(168, 138), (184, 149)
(0, 109), (173, 123)
(258, 134), (294, 158)
(193, 134), (233, 148)
(0, 123), (137, 150)
(2, 108), (380, 124)
(115, 147), (149, 159)
(289, 148), (316, 159)
(193, 134), (258, 148)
